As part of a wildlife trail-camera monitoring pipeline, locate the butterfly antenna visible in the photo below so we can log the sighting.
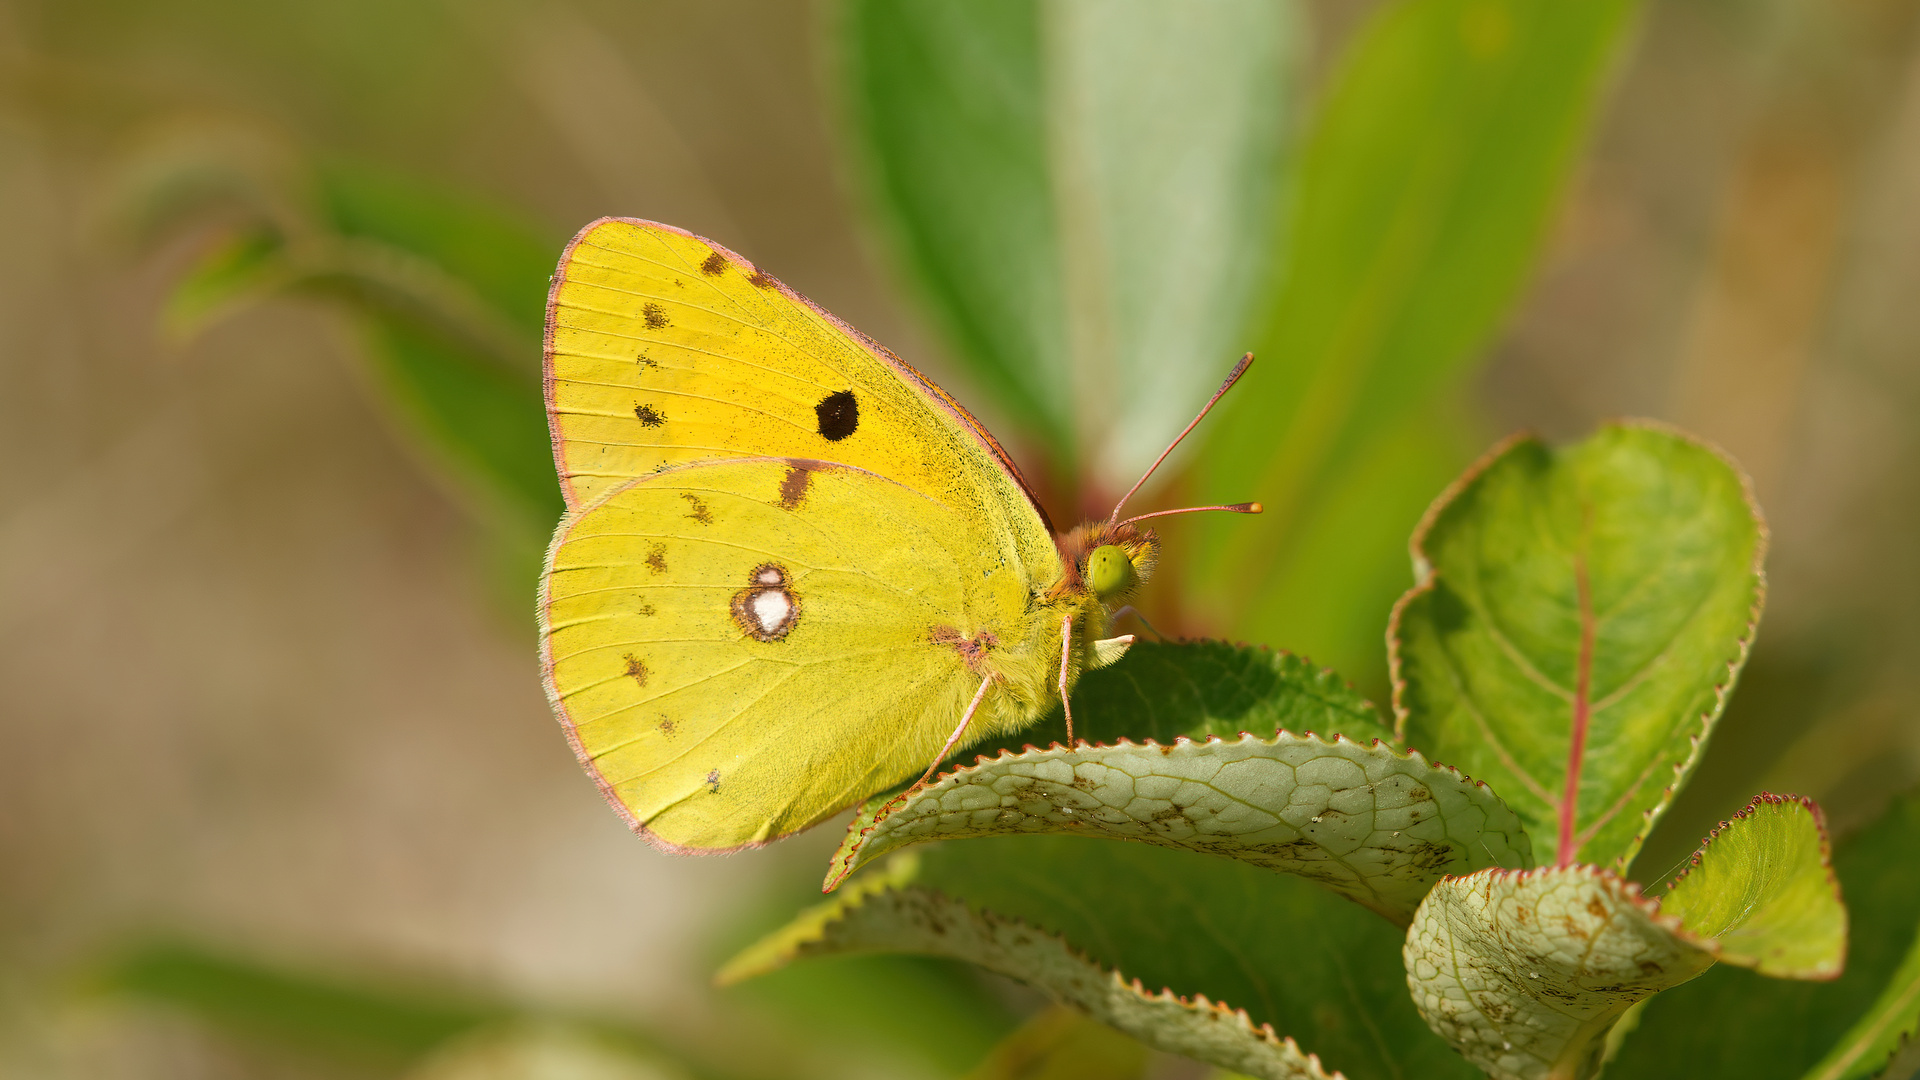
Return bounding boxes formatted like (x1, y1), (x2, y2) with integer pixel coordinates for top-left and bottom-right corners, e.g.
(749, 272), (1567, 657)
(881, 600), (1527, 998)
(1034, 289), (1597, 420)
(1108, 352), (1255, 527)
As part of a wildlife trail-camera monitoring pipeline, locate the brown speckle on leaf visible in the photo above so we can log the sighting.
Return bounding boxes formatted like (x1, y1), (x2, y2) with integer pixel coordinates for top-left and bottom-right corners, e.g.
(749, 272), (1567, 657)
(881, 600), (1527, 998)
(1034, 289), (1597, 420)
(700, 252), (727, 276)
(1587, 898), (1611, 921)
(644, 302), (670, 329)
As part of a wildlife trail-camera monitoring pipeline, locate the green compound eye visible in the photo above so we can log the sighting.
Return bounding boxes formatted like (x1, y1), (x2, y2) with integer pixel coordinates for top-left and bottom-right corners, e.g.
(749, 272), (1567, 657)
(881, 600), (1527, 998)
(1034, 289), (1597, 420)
(1086, 544), (1138, 599)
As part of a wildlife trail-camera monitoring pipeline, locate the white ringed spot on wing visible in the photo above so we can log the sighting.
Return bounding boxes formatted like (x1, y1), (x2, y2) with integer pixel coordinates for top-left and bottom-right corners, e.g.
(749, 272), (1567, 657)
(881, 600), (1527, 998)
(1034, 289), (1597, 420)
(732, 563), (800, 642)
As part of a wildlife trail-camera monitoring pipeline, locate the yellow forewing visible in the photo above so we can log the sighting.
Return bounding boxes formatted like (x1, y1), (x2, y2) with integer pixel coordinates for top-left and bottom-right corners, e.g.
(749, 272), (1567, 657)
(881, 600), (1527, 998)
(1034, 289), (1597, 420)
(540, 457), (1056, 852)
(545, 218), (1052, 553)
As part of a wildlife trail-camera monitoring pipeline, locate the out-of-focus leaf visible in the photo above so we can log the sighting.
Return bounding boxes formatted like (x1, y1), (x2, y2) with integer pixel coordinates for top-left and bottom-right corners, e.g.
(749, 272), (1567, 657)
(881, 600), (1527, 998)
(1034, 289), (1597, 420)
(131, 148), (565, 535)
(724, 838), (1480, 1080)
(836, 0), (1293, 483)
(1391, 423), (1766, 870)
(160, 224), (292, 341)
(961, 1006), (1149, 1080)
(405, 1022), (691, 1080)
(314, 160), (557, 341)
(837, 0), (1065, 449)
(828, 732), (1531, 924)
(1610, 790), (1920, 1078)
(1404, 865), (1716, 1080)
(1042, 0), (1293, 492)
(1660, 793), (1845, 980)
(88, 939), (508, 1063)
(1196, 0), (1641, 656)
(352, 312), (558, 527)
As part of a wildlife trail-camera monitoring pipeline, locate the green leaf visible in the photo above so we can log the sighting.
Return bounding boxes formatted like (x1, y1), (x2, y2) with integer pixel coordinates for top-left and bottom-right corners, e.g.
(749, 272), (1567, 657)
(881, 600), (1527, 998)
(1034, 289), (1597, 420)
(836, 0), (1293, 478)
(87, 939), (508, 1063)
(1390, 423), (1766, 869)
(160, 224), (294, 341)
(1195, 0), (1641, 648)
(406, 1022), (692, 1080)
(961, 1005), (1149, 1080)
(1404, 865), (1717, 1080)
(1608, 789), (1920, 1079)
(726, 839), (1481, 1080)
(1660, 793), (1845, 980)
(989, 639), (1398, 752)
(827, 731), (1531, 923)
(351, 312), (560, 528)
(314, 159), (558, 340)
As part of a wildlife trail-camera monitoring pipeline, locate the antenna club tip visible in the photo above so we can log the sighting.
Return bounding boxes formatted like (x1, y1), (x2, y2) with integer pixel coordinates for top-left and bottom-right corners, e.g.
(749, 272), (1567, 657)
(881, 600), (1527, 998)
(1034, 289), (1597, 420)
(1245, 502), (1263, 514)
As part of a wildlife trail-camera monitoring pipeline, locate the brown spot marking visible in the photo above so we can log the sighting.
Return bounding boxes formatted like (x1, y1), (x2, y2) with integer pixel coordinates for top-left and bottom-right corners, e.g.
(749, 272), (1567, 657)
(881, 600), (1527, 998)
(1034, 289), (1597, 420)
(1587, 897), (1611, 920)
(622, 654), (649, 687)
(731, 563), (800, 642)
(646, 544), (667, 574)
(777, 464), (813, 510)
(929, 625), (999, 673)
(1559, 915), (1591, 940)
(681, 492), (713, 524)
(705, 769), (721, 793)
(1407, 785), (1433, 802)
(659, 716), (676, 737)
(1515, 905), (1531, 924)
(643, 302), (670, 329)
(1638, 959), (1662, 976)
(634, 601), (656, 617)
(635, 350), (658, 369)
(700, 251), (727, 276)
(634, 404), (666, 427)
(748, 269), (775, 289)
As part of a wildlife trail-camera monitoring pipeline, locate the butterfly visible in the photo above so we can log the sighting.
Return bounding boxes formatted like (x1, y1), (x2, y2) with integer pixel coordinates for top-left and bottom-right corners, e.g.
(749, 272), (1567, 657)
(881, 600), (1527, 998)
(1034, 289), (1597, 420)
(538, 218), (1257, 854)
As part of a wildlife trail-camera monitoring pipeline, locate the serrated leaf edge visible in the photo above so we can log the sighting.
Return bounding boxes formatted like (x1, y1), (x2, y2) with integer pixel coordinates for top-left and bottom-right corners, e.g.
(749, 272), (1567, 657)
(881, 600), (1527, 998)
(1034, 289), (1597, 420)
(1385, 419), (1770, 872)
(725, 871), (1342, 1080)
(826, 727), (1521, 894)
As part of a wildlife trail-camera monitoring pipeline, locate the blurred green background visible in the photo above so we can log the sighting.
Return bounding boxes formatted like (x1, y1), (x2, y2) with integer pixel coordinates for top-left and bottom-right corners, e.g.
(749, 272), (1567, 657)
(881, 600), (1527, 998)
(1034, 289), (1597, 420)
(2, 0), (1918, 1077)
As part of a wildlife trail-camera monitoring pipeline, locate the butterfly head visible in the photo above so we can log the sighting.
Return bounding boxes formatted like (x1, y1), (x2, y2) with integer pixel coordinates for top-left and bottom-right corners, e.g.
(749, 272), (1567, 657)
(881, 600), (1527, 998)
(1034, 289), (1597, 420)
(1054, 520), (1160, 602)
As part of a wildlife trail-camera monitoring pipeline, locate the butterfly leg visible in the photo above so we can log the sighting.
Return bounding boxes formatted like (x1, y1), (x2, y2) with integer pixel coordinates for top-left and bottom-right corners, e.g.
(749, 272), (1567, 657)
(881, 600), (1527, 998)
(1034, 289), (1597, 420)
(913, 674), (995, 790)
(1058, 614), (1075, 745)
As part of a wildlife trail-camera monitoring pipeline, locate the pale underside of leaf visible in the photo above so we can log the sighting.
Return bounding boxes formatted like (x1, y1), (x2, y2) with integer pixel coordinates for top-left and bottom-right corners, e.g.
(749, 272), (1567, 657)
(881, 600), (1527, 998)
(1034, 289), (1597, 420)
(723, 866), (1338, 1080)
(1404, 866), (1716, 1080)
(1659, 792), (1846, 981)
(827, 732), (1532, 924)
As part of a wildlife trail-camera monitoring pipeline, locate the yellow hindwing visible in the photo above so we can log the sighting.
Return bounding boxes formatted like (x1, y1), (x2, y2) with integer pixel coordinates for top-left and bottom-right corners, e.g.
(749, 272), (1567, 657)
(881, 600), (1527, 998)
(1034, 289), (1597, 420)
(541, 457), (1053, 852)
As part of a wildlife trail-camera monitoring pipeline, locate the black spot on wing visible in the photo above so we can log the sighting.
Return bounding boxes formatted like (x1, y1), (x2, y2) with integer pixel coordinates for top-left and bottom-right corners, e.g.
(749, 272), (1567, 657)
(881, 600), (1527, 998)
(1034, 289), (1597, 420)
(815, 390), (858, 442)
(634, 404), (666, 427)
(643, 302), (670, 329)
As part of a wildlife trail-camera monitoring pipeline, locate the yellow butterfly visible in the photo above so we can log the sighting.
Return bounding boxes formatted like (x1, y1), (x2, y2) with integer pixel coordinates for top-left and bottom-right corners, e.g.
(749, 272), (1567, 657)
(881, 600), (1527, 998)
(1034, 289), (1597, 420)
(538, 218), (1256, 853)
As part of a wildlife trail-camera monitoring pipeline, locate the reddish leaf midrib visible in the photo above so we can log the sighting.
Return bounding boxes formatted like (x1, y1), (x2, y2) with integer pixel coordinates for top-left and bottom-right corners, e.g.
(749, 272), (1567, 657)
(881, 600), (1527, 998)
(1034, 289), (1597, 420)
(1558, 541), (1595, 868)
